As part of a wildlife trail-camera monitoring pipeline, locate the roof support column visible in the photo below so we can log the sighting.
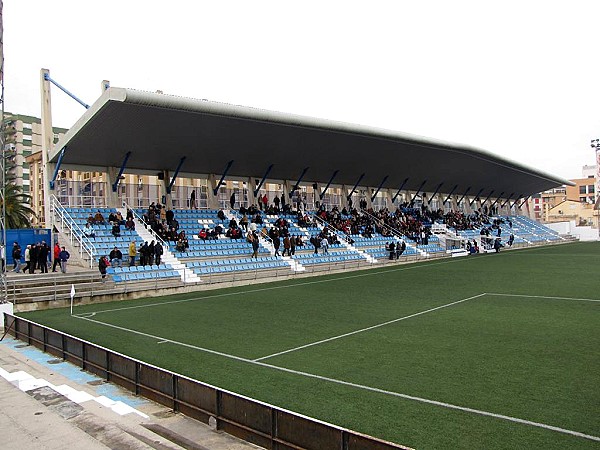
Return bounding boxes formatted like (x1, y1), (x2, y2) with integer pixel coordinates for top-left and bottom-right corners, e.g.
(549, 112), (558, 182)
(518, 196), (530, 210)
(392, 178), (409, 204)
(469, 188), (485, 209)
(49, 147), (67, 190)
(510, 195), (523, 213)
(370, 175), (388, 203)
(154, 170), (172, 209)
(488, 192), (504, 214)
(111, 151), (132, 193)
(443, 185), (458, 206)
(253, 164), (274, 197)
(410, 180), (427, 206)
(499, 193), (514, 214)
(214, 160), (234, 196)
(246, 177), (257, 208)
(427, 182), (443, 206)
(207, 174), (219, 210)
(319, 170), (339, 201)
(290, 167), (309, 198)
(347, 173), (365, 204)
(105, 167), (122, 208)
(167, 157), (186, 195)
(282, 180), (292, 211)
(481, 190), (495, 211)
(456, 187), (471, 212)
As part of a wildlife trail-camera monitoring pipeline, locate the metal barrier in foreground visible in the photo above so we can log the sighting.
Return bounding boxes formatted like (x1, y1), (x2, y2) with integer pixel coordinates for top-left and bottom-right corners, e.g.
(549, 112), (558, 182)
(3, 314), (412, 450)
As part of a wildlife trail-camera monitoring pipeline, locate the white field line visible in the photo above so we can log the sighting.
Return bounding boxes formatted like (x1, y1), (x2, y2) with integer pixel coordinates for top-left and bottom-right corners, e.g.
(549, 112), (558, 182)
(73, 257), (476, 317)
(253, 293), (487, 362)
(72, 314), (600, 444)
(486, 293), (600, 303)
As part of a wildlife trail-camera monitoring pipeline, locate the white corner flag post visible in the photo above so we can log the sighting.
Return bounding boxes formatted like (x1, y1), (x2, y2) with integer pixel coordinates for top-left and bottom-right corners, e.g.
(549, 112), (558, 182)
(70, 284), (75, 315)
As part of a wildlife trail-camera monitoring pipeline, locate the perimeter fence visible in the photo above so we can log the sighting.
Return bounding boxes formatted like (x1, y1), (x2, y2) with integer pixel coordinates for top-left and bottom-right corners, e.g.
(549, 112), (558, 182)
(3, 314), (411, 450)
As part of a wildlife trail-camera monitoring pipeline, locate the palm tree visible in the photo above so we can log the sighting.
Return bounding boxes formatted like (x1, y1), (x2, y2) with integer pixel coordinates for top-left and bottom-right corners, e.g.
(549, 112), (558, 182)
(1, 183), (35, 228)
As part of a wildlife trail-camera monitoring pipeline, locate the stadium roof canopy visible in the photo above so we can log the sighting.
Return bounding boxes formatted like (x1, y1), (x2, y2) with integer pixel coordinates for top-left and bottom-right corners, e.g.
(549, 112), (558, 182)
(51, 87), (570, 199)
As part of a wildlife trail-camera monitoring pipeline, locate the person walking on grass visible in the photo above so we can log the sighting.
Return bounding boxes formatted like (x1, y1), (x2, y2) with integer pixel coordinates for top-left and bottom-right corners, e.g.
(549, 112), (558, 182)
(58, 246), (70, 273)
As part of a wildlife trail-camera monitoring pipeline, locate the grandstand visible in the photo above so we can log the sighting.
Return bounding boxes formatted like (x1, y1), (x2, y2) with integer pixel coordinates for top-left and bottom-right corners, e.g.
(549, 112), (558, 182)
(2, 77), (585, 450)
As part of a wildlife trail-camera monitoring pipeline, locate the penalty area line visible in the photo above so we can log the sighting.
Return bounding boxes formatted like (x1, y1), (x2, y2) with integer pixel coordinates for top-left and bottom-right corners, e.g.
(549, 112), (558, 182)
(71, 313), (600, 443)
(253, 293), (487, 362)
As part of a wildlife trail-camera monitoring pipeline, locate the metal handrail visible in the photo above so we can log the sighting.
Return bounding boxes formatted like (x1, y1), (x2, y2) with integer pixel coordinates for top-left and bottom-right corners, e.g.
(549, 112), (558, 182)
(359, 208), (406, 242)
(122, 201), (167, 247)
(309, 212), (355, 246)
(50, 195), (97, 268)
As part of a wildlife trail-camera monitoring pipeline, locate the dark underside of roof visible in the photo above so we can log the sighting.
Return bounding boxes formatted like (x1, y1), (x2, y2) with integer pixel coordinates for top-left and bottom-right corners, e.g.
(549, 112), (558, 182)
(53, 91), (567, 199)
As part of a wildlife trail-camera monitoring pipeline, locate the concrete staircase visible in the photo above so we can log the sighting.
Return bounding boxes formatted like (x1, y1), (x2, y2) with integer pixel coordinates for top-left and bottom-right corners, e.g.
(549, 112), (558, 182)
(121, 208), (200, 284)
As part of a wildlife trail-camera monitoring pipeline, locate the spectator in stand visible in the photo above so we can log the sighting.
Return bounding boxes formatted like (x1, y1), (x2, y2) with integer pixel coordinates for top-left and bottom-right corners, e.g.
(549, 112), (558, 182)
(282, 235), (291, 256)
(507, 234), (514, 247)
(116, 211), (125, 225)
(94, 210), (105, 225)
(273, 195), (280, 211)
(387, 241), (396, 260)
(125, 217), (135, 231)
(84, 222), (96, 239)
(86, 214), (94, 225)
(58, 246), (70, 273)
(190, 190), (197, 209)
(257, 194), (264, 211)
(111, 222), (121, 237)
(98, 255), (109, 282)
(154, 241), (163, 265)
(321, 236), (329, 254)
(109, 246), (123, 267)
(396, 240), (406, 259)
(262, 194), (268, 211)
(52, 242), (61, 272)
(230, 192), (236, 209)
(148, 241), (155, 265)
(128, 241), (137, 266)
(248, 231), (259, 259)
(290, 234), (296, 255)
(240, 214), (249, 232)
(198, 228), (208, 241)
(139, 242), (148, 266)
(217, 209), (226, 221)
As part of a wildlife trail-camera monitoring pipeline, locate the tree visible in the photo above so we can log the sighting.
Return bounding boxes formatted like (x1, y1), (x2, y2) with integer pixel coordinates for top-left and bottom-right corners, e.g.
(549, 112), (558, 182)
(1, 183), (35, 228)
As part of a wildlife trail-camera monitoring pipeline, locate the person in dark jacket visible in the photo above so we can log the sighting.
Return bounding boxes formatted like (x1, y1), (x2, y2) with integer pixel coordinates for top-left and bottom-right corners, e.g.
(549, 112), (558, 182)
(12, 242), (22, 273)
(109, 246), (123, 267)
(154, 241), (163, 265)
(58, 247), (70, 273)
(38, 242), (49, 273)
(98, 255), (109, 281)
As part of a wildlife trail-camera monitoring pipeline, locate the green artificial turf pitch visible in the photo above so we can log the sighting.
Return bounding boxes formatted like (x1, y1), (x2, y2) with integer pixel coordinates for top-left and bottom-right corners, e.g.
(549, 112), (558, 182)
(20, 242), (600, 449)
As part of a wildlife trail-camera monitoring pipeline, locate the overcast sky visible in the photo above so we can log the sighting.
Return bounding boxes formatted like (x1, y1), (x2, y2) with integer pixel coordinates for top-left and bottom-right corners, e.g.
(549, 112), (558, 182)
(5, 1), (600, 181)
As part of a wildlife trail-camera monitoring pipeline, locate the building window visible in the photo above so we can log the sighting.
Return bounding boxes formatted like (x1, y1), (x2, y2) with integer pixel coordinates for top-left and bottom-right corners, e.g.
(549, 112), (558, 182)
(588, 185), (595, 194)
(579, 186), (586, 194)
